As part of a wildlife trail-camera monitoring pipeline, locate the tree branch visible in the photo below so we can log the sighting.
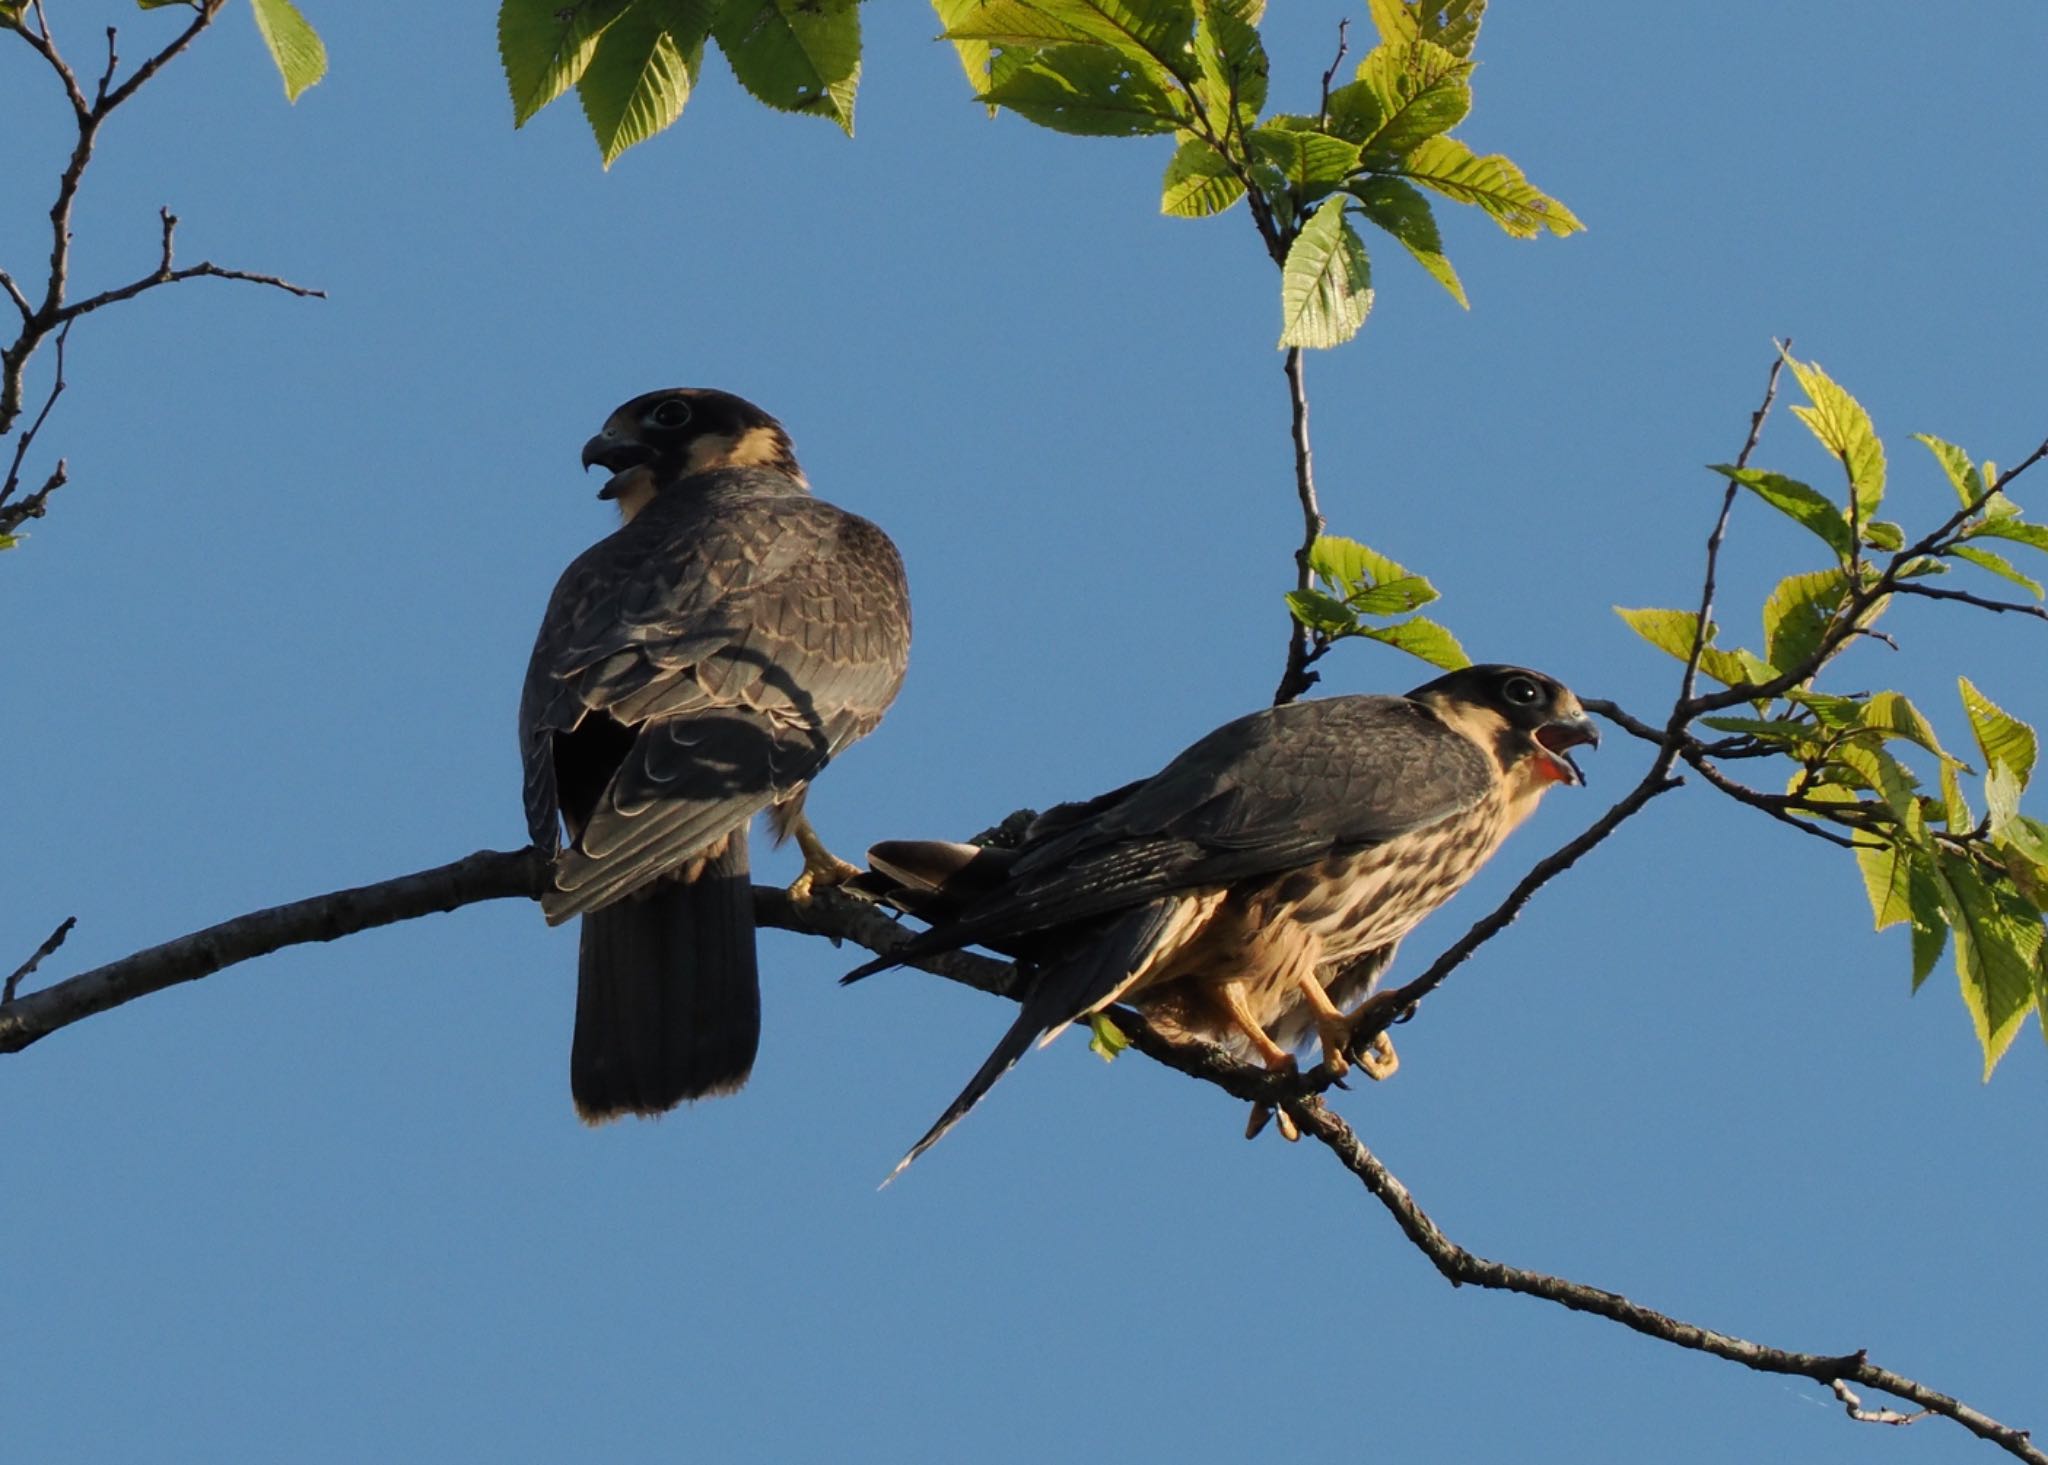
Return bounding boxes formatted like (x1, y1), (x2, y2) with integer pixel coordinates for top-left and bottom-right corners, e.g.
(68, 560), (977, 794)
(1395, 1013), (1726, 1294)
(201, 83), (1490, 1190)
(1289, 1098), (2045, 1464)
(1890, 582), (2048, 622)
(4, 916), (76, 1004)
(1272, 346), (1326, 705)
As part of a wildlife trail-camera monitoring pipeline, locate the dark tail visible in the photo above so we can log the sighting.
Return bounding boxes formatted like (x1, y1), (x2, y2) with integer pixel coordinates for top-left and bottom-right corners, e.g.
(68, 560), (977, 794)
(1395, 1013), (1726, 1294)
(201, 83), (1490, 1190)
(885, 1005), (1045, 1184)
(571, 830), (759, 1121)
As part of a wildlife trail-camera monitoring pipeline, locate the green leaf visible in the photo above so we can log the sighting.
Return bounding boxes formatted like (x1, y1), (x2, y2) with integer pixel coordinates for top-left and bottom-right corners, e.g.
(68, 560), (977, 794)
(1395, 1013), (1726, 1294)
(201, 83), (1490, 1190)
(1393, 135), (1581, 238)
(1708, 465), (1854, 559)
(1930, 851), (2041, 1077)
(1698, 714), (1828, 757)
(1834, 738), (1920, 821)
(578, 0), (714, 167)
(1760, 567), (1846, 674)
(1308, 533), (1406, 593)
(1284, 588), (1357, 636)
(248, 0), (327, 101)
(1087, 1012), (1129, 1060)
(1278, 196), (1372, 348)
(1862, 519), (1905, 551)
(1347, 176), (1466, 307)
(1188, 0), (1267, 131)
(0, 532), (18, 549)
(501, 0), (633, 126)
(1915, 433), (1987, 509)
(1614, 607), (1768, 690)
(1860, 691), (1964, 765)
(1160, 138), (1244, 217)
(1248, 125), (1362, 197)
(1348, 576), (1437, 615)
(713, 0), (861, 134)
(1965, 517), (2048, 554)
(943, 0), (1197, 79)
(982, 43), (1181, 135)
(1347, 39), (1472, 159)
(1366, 0), (1485, 56)
(1857, 834), (1920, 931)
(1782, 351), (1885, 527)
(1941, 758), (1974, 833)
(1959, 677), (2037, 790)
(0, 2), (22, 29)
(1950, 544), (2045, 599)
(1359, 615), (1470, 670)
(930, 0), (997, 98)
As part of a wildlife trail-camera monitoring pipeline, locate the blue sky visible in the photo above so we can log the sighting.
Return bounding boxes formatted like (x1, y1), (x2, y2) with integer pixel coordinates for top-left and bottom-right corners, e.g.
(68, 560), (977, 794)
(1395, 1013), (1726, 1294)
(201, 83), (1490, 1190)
(5, 3), (2045, 1461)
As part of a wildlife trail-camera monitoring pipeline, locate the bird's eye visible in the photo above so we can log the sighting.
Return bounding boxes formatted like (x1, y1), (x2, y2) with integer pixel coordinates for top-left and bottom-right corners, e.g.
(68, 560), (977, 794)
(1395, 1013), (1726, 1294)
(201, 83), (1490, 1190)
(1502, 676), (1542, 706)
(649, 399), (692, 429)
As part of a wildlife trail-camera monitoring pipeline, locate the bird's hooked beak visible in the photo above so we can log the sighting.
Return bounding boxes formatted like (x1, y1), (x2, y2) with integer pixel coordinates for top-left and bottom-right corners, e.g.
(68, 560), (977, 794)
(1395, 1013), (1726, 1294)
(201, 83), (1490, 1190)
(582, 430), (656, 499)
(1533, 709), (1600, 786)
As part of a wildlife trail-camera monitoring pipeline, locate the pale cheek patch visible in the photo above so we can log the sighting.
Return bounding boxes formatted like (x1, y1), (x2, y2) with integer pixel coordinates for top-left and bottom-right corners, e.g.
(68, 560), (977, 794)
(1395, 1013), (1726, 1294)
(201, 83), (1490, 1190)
(610, 467), (658, 523)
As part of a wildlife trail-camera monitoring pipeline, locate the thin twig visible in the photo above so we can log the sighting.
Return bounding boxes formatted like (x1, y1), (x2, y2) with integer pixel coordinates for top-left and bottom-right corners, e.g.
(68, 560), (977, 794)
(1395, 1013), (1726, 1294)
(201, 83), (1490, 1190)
(1891, 583), (2048, 622)
(1, 320), (70, 525)
(3, 917), (77, 1004)
(1289, 1099), (2047, 1465)
(1315, 18), (1350, 128)
(1272, 347), (1325, 705)
(1831, 1378), (1936, 1428)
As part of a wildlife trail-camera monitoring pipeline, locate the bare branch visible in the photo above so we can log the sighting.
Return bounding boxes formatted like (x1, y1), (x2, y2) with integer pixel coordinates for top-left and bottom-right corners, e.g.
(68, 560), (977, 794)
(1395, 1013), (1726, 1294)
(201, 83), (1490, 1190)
(1891, 582), (2048, 623)
(1272, 347), (1325, 705)
(1675, 343), (1787, 710)
(1290, 1099), (2045, 1464)
(1315, 18), (1349, 129)
(1, 320), (70, 531)
(1831, 1378), (1936, 1428)
(51, 207), (325, 325)
(0, 268), (31, 323)
(3, 917), (76, 1004)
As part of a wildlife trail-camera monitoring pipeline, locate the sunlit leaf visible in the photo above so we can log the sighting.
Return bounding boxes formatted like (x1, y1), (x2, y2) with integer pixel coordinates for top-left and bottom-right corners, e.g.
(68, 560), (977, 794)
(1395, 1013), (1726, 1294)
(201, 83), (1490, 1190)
(1278, 196), (1372, 348)
(1366, 0), (1485, 56)
(249, 0), (327, 102)
(1188, 0), (1267, 131)
(982, 42), (1181, 135)
(1950, 544), (2045, 599)
(1248, 125), (1362, 195)
(1835, 738), (1920, 821)
(1160, 137), (1244, 216)
(1966, 518), (2048, 554)
(1708, 465), (1853, 559)
(1915, 432), (1987, 508)
(1930, 851), (2042, 1077)
(713, 0), (862, 134)
(1959, 677), (2037, 790)
(1782, 351), (1885, 527)
(1393, 135), (1581, 238)
(1861, 691), (1964, 766)
(1346, 40), (1471, 160)
(1359, 615), (1469, 669)
(1284, 588), (1356, 635)
(502, 0), (633, 126)
(579, 0), (714, 167)
(1760, 567), (1846, 674)
(1347, 176), (1466, 307)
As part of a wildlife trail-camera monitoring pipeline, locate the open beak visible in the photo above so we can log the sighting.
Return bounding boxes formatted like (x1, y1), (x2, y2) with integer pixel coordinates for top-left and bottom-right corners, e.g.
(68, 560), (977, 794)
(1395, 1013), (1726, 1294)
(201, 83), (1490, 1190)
(1533, 711), (1600, 787)
(581, 433), (655, 499)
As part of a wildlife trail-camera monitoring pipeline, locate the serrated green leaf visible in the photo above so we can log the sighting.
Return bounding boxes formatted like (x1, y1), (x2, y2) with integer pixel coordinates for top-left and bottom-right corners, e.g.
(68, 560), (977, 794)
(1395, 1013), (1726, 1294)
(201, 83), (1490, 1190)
(1359, 615), (1469, 670)
(248, 0), (326, 101)
(1159, 138), (1244, 217)
(1308, 533), (1407, 592)
(1860, 691), (1964, 766)
(1699, 714), (1828, 756)
(1188, 0), (1266, 131)
(930, 0), (997, 99)
(1950, 544), (2045, 599)
(1930, 851), (2041, 1077)
(1965, 517), (2048, 554)
(944, 0), (1196, 77)
(1941, 758), (1974, 832)
(1284, 588), (1356, 636)
(1614, 607), (1766, 689)
(713, 0), (861, 133)
(1347, 576), (1436, 615)
(1347, 39), (1471, 159)
(1278, 196), (1372, 349)
(981, 42), (1181, 134)
(1708, 464), (1854, 559)
(1347, 176), (1465, 307)
(502, 0), (633, 126)
(1862, 519), (1905, 550)
(1781, 351), (1885, 527)
(1908, 861), (1948, 989)
(1393, 135), (1581, 238)
(1959, 678), (2036, 791)
(1915, 433), (1986, 509)
(1760, 567), (1846, 675)
(1366, 0), (1485, 56)
(1857, 835), (1918, 931)
(578, 0), (713, 167)
(1248, 125), (1362, 195)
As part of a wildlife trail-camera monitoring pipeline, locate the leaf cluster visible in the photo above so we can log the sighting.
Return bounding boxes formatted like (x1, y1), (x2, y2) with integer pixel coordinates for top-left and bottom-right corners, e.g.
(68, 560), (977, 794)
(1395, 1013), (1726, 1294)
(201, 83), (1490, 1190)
(499, 0), (859, 166)
(1284, 533), (1469, 671)
(1616, 352), (2048, 1074)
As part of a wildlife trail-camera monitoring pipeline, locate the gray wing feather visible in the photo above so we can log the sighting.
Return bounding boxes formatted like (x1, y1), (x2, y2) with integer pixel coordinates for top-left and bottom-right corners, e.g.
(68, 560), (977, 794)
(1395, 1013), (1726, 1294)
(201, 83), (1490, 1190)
(523, 469), (910, 916)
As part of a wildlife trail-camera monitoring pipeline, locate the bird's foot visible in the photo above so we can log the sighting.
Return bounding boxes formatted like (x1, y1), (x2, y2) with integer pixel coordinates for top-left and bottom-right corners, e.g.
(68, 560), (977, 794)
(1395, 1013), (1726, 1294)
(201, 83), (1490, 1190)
(1352, 1030), (1399, 1081)
(1245, 1102), (1301, 1142)
(1314, 1017), (1352, 1081)
(787, 823), (863, 905)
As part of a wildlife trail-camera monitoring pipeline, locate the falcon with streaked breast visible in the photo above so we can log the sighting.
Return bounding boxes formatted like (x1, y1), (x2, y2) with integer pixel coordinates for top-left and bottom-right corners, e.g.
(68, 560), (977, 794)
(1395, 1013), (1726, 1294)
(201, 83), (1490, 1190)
(847, 664), (1595, 1174)
(522, 388), (910, 1122)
